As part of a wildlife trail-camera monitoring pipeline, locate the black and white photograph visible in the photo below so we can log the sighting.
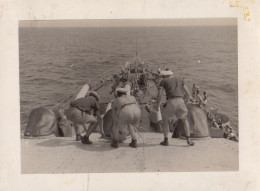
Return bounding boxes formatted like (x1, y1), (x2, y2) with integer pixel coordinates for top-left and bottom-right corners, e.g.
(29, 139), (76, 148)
(1, 0), (259, 190)
(20, 19), (238, 173)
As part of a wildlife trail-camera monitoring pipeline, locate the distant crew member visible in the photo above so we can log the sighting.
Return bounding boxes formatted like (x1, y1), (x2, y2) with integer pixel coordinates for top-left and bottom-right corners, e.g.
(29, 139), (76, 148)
(192, 84), (196, 100)
(156, 70), (195, 146)
(224, 124), (238, 141)
(66, 90), (104, 144)
(111, 87), (141, 148)
(196, 88), (206, 108)
(212, 119), (219, 129)
(203, 91), (208, 105)
(157, 66), (161, 74)
(218, 119), (223, 129)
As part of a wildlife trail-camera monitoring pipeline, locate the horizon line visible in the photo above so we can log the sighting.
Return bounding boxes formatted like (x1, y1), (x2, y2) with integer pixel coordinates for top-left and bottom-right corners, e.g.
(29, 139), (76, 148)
(19, 18), (237, 28)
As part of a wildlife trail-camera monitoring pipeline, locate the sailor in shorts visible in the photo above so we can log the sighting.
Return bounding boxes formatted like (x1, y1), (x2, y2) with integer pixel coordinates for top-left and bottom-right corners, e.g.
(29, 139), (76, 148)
(156, 70), (195, 146)
(66, 90), (104, 143)
(111, 87), (141, 148)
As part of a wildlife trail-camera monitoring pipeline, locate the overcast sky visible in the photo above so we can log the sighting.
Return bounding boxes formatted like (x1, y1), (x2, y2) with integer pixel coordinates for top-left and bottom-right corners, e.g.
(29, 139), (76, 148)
(19, 18), (237, 27)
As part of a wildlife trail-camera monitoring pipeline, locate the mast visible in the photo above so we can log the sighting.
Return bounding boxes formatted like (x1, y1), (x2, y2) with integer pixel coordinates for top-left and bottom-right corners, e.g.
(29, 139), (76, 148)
(135, 32), (138, 57)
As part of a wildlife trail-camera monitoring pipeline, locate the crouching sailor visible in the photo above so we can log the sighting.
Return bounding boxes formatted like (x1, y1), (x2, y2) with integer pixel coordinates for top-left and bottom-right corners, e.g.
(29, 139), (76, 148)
(156, 69), (195, 146)
(111, 87), (141, 148)
(66, 90), (104, 144)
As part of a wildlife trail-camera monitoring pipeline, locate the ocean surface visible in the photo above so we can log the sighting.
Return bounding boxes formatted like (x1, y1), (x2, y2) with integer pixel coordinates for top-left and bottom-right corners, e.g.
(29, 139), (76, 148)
(19, 26), (238, 132)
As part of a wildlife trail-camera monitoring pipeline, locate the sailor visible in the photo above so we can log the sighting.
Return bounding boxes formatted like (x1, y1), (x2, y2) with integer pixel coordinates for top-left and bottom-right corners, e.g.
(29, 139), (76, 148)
(66, 90), (104, 143)
(195, 88), (202, 103)
(192, 84), (196, 100)
(157, 66), (161, 74)
(229, 129), (237, 141)
(111, 87), (141, 148)
(196, 88), (206, 108)
(218, 119), (223, 129)
(224, 124), (237, 141)
(203, 91), (208, 102)
(156, 70), (195, 146)
(202, 91), (208, 107)
(212, 119), (219, 128)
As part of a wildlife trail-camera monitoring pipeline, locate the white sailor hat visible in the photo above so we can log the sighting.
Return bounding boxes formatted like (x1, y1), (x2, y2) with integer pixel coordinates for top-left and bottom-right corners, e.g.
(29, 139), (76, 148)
(160, 70), (173, 76)
(115, 87), (128, 94)
(88, 90), (100, 101)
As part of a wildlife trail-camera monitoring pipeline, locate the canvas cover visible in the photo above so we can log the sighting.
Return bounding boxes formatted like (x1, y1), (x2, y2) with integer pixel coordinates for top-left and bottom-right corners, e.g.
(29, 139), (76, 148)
(178, 104), (210, 138)
(23, 108), (58, 137)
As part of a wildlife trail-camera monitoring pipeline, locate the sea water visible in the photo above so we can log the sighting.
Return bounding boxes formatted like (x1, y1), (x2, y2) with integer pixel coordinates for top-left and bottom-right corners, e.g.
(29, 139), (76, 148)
(19, 26), (238, 132)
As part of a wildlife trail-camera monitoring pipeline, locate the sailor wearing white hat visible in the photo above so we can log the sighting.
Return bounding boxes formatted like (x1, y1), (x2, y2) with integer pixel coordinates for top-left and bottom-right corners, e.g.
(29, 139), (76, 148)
(115, 87), (128, 94)
(160, 70), (174, 76)
(156, 69), (195, 146)
(111, 87), (141, 148)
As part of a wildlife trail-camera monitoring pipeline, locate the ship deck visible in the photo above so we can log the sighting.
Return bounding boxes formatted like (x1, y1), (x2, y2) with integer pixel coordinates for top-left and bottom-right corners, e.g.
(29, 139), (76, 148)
(21, 133), (238, 173)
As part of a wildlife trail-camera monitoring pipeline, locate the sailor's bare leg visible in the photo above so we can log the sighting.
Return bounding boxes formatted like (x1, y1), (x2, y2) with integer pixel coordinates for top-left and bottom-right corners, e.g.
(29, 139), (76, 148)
(84, 121), (98, 137)
(182, 117), (190, 137)
(80, 121), (97, 144)
(111, 123), (119, 148)
(160, 117), (170, 146)
(112, 124), (119, 140)
(128, 123), (137, 148)
(73, 124), (82, 141)
(128, 124), (137, 140)
(73, 124), (80, 135)
(162, 117), (170, 138)
(181, 117), (195, 146)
